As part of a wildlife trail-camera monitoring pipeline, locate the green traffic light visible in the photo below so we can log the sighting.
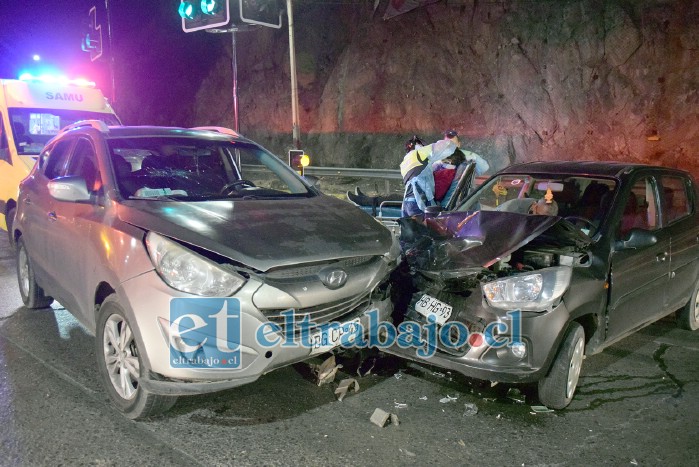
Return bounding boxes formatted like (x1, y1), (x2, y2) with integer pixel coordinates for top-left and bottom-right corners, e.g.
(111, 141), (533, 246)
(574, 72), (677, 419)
(201, 0), (219, 15)
(178, 2), (195, 20)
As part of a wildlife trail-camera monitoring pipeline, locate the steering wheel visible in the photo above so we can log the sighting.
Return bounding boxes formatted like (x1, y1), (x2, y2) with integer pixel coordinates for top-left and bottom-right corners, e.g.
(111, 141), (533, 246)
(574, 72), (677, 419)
(220, 179), (256, 195)
(564, 216), (596, 231)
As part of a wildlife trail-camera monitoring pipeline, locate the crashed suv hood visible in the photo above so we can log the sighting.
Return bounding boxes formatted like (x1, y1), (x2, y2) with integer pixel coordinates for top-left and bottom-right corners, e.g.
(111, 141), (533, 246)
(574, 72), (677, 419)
(118, 195), (393, 271)
(399, 210), (590, 272)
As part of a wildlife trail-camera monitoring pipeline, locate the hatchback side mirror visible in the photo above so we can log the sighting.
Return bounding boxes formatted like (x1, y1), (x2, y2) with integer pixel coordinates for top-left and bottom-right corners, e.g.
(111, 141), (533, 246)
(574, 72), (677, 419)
(616, 228), (657, 250)
(48, 176), (91, 202)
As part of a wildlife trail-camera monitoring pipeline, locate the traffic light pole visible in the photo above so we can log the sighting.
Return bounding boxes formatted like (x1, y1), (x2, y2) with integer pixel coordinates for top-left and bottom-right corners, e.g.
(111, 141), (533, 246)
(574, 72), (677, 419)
(105, 0), (116, 104)
(287, 0), (301, 150)
(231, 30), (239, 132)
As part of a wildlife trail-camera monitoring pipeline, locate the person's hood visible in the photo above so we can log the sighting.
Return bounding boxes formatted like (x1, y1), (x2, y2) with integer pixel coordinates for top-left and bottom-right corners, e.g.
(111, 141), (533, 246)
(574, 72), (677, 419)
(118, 194), (394, 272)
(399, 210), (591, 272)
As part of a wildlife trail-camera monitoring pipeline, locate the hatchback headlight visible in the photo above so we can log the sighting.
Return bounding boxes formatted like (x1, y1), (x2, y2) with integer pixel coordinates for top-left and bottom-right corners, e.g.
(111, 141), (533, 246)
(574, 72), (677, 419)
(482, 266), (572, 311)
(146, 232), (246, 296)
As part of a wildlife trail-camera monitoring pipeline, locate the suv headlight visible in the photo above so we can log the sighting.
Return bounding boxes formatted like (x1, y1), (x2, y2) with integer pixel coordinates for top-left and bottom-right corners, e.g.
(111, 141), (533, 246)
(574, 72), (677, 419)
(482, 266), (572, 312)
(146, 232), (246, 296)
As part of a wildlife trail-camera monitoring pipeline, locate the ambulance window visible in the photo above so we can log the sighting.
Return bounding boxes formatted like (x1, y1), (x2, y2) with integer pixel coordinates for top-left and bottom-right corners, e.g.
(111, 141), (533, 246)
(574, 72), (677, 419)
(44, 140), (74, 179)
(0, 113), (9, 163)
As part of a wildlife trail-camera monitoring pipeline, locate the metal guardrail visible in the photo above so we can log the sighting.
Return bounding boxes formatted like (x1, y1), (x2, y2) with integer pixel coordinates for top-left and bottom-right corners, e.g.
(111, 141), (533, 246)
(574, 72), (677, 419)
(304, 166), (402, 179)
(304, 166), (401, 192)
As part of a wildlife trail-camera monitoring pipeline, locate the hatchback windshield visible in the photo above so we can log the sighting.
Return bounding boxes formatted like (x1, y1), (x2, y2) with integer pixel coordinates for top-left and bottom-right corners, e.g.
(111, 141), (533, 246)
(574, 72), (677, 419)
(457, 173), (618, 236)
(108, 136), (312, 201)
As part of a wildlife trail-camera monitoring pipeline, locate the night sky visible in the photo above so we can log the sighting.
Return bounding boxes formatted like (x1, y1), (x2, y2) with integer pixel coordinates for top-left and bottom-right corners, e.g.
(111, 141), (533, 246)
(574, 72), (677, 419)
(0, 1), (224, 125)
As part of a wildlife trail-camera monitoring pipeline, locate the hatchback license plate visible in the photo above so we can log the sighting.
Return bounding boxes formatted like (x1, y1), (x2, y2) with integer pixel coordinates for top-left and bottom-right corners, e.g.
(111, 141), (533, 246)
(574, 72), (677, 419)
(415, 294), (453, 325)
(310, 318), (361, 355)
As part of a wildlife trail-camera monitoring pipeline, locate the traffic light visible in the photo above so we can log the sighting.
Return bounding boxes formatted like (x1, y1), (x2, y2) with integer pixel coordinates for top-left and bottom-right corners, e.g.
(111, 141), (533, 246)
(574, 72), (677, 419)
(81, 7), (103, 62)
(179, 0), (231, 33)
(239, 0), (283, 28)
(289, 150), (310, 176)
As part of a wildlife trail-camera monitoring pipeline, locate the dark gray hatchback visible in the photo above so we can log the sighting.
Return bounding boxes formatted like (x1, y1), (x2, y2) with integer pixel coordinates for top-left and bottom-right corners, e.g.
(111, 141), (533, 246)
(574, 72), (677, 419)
(389, 161), (699, 409)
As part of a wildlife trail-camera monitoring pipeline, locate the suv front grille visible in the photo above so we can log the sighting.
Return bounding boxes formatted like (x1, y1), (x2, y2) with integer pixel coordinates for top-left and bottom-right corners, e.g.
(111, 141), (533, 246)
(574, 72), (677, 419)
(260, 291), (372, 336)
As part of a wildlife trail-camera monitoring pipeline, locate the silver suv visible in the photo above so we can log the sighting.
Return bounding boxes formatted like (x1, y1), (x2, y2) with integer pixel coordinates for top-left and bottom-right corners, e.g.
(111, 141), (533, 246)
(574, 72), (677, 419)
(12, 122), (397, 418)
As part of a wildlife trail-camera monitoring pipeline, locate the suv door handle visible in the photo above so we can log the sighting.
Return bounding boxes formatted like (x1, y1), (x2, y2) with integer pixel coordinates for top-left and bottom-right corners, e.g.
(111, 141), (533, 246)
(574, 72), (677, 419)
(47, 211), (57, 222)
(656, 252), (667, 262)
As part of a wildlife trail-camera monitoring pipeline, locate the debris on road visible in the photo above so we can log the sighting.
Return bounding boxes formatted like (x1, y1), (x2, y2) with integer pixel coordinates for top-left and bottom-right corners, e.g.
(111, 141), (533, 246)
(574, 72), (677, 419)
(393, 371), (403, 380)
(458, 440), (466, 448)
(463, 402), (479, 416)
(394, 401), (408, 409)
(357, 356), (377, 377)
(419, 395), (428, 401)
(439, 395), (458, 403)
(399, 448), (415, 457)
(370, 408), (399, 427)
(506, 387), (525, 404)
(530, 405), (554, 413)
(432, 371), (446, 378)
(313, 355), (343, 386)
(334, 378), (359, 401)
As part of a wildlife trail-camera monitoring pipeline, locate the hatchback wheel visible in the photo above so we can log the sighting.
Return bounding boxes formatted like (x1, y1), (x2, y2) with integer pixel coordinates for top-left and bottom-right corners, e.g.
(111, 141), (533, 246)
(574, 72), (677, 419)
(96, 294), (177, 419)
(677, 279), (699, 331)
(537, 322), (585, 410)
(16, 237), (54, 309)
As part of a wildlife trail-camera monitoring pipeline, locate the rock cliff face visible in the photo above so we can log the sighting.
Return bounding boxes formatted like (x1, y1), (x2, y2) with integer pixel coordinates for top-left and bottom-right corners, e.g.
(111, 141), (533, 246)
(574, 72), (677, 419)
(192, 0), (699, 176)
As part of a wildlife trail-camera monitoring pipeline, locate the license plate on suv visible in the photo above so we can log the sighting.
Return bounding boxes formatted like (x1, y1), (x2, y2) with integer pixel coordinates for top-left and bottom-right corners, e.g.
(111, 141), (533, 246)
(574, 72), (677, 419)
(310, 318), (361, 355)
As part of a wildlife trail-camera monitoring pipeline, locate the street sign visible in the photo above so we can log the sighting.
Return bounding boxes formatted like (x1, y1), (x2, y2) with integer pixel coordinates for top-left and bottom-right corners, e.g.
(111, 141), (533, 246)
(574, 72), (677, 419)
(81, 6), (103, 62)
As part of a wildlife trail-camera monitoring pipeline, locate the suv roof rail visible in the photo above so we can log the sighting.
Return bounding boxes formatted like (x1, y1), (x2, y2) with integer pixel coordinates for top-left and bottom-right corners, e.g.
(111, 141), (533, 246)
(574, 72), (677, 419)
(60, 120), (110, 135)
(191, 126), (240, 138)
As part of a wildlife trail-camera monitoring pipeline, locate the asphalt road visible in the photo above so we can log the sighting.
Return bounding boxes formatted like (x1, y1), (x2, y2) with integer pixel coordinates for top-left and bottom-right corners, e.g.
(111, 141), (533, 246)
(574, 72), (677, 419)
(0, 234), (697, 466)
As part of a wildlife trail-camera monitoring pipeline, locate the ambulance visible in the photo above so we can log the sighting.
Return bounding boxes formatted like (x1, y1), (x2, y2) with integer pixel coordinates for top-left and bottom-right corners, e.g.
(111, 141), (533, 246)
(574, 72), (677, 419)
(0, 74), (121, 243)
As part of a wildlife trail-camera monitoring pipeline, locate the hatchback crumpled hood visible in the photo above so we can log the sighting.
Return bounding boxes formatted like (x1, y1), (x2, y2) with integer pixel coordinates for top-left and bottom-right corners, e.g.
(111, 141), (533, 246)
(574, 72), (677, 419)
(118, 195), (393, 271)
(399, 210), (590, 272)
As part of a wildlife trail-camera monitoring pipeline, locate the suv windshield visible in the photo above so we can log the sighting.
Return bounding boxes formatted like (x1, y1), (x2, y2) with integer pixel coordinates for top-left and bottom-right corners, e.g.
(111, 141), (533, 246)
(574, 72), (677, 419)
(108, 136), (312, 201)
(457, 173), (618, 236)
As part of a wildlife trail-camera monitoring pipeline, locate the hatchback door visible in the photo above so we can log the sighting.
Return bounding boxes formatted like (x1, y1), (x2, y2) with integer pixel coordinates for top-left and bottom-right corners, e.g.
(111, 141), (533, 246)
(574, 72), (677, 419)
(608, 174), (670, 339)
(659, 174), (699, 311)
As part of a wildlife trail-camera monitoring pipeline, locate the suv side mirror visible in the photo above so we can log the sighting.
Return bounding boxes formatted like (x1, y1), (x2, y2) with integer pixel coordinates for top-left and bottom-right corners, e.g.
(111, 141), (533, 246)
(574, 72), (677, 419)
(616, 228), (657, 250)
(48, 176), (91, 202)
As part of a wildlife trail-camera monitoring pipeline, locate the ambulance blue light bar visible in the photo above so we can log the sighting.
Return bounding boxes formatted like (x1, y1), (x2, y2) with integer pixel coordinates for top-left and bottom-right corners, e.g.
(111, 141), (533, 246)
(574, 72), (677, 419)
(18, 73), (96, 88)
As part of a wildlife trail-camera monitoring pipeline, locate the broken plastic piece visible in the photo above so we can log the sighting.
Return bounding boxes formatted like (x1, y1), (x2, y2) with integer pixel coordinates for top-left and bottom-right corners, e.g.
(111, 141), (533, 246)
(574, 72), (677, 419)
(432, 371), (446, 378)
(394, 401), (408, 409)
(463, 402), (478, 416)
(334, 378), (359, 401)
(370, 408), (398, 428)
(314, 355), (343, 386)
(393, 372), (403, 380)
(530, 405), (554, 413)
(419, 396), (428, 401)
(439, 395), (458, 403)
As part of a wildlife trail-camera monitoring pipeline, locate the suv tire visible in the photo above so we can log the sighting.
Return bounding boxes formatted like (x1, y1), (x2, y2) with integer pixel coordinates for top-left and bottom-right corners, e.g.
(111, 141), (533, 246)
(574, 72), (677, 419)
(16, 237), (54, 309)
(96, 294), (177, 419)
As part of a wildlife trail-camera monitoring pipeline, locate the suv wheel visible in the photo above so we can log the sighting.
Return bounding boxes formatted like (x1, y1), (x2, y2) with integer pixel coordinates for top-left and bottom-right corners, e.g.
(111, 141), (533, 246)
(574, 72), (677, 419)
(96, 295), (177, 419)
(16, 237), (54, 309)
(537, 322), (585, 410)
(677, 278), (699, 331)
